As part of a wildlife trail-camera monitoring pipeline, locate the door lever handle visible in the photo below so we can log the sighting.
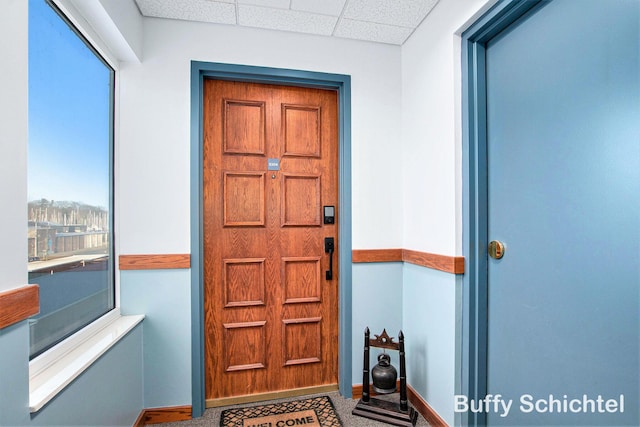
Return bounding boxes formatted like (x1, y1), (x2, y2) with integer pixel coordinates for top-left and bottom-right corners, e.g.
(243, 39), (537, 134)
(324, 237), (335, 280)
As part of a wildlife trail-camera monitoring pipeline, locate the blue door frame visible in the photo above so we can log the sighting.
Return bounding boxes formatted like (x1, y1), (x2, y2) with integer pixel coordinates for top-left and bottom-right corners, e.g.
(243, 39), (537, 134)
(460, 2), (547, 426)
(189, 62), (353, 417)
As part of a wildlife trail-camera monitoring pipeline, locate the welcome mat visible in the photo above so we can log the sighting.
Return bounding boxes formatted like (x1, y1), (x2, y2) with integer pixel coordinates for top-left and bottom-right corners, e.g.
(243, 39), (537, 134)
(220, 395), (342, 427)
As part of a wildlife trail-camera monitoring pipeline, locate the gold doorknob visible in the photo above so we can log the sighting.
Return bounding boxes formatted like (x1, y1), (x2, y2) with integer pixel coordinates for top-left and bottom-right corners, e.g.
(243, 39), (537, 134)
(488, 240), (506, 259)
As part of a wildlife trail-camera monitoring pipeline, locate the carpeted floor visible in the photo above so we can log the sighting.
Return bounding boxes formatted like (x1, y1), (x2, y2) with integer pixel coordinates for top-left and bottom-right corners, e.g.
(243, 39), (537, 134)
(156, 391), (430, 426)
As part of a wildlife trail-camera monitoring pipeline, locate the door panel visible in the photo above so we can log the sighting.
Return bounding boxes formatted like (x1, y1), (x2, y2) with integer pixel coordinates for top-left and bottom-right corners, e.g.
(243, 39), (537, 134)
(486, 1), (639, 425)
(203, 80), (339, 402)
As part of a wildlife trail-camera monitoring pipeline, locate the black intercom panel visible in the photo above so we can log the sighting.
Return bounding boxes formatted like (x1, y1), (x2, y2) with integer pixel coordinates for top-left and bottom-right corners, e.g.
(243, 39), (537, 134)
(324, 206), (335, 224)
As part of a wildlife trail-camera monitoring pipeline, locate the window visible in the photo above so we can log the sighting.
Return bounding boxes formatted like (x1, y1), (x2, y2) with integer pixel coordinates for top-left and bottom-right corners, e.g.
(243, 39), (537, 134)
(28, 0), (115, 359)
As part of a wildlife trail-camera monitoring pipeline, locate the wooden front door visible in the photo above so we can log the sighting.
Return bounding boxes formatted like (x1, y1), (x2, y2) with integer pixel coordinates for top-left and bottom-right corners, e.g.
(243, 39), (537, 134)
(203, 80), (339, 403)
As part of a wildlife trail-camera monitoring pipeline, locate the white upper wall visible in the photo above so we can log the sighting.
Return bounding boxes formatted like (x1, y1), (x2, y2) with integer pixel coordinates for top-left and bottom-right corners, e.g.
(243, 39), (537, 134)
(117, 18), (403, 253)
(5, 0), (502, 265)
(401, 0), (494, 255)
(0, 0), (28, 292)
(54, 0), (143, 64)
(97, 0), (144, 60)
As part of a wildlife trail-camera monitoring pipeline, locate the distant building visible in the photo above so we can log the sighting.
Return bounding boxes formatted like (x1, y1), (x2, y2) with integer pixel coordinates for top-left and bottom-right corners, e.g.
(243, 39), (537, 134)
(28, 210), (109, 261)
(27, 200), (109, 260)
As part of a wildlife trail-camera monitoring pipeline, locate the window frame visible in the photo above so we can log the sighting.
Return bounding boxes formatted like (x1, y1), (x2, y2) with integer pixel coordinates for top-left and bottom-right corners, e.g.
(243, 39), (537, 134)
(27, 0), (117, 359)
(27, 0), (127, 412)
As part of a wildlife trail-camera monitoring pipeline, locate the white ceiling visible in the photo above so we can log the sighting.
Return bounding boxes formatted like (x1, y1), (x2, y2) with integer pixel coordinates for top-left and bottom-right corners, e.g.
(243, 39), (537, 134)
(134, 0), (440, 45)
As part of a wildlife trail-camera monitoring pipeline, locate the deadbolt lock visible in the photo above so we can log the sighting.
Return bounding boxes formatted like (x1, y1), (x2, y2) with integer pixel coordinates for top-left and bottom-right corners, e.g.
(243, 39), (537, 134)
(488, 240), (506, 259)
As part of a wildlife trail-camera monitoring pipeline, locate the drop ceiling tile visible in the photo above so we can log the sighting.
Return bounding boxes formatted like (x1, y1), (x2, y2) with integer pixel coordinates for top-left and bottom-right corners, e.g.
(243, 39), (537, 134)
(343, 0), (439, 28)
(291, 0), (347, 16)
(239, 5), (338, 36)
(135, 0), (237, 24)
(238, 0), (290, 9)
(334, 18), (412, 45)
(135, 0), (436, 46)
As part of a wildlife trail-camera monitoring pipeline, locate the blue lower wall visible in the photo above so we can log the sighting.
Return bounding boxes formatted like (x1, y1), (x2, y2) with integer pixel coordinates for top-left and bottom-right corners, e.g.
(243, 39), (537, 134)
(351, 262), (404, 384)
(0, 320), (143, 427)
(351, 261), (458, 425)
(30, 324), (144, 426)
(403, 263), (457, 426)
(120, 269), (192, 408)
(352, 262), (461, 425)
(0, 322), (31, 427)
(0, 263), (453, 426)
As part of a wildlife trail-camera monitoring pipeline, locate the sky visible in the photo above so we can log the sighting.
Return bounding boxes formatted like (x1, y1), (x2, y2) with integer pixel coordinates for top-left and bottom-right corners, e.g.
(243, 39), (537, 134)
(28, 0), (113, 209)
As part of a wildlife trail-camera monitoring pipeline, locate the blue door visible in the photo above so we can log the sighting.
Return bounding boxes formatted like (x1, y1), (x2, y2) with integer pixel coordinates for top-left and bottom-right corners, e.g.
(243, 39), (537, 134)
(485, 1), (639, 425)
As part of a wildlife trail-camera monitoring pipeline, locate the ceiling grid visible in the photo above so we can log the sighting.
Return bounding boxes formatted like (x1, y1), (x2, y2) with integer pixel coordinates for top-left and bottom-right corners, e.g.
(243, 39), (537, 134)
(134, 0), (440, 45)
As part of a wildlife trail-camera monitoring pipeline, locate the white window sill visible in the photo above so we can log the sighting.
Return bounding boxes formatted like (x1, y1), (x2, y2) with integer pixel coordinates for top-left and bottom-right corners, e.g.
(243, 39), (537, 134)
(29, 310), (144, 413)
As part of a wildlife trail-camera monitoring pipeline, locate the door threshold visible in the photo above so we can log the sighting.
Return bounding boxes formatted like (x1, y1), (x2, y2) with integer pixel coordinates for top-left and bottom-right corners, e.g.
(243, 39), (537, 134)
(206, 384), (339, 408)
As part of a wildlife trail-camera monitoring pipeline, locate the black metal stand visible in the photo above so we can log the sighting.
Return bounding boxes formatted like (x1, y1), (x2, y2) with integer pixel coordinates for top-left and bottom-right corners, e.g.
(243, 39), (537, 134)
(352, 328), (418, 426)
